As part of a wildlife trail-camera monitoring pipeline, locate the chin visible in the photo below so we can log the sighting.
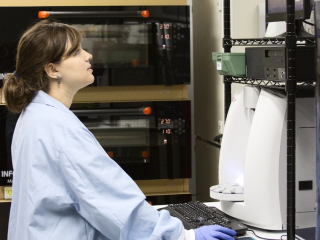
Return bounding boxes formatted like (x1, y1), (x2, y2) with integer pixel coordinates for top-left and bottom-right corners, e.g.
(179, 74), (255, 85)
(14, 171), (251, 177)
(78, 79), (94, 90)
(85, 76), (95, 85)
(89, 78), (95, 85)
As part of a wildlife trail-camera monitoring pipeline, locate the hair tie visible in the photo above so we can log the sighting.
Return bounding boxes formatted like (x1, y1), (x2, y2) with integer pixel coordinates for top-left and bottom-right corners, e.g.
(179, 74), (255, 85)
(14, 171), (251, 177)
(13, 71), (19, 78)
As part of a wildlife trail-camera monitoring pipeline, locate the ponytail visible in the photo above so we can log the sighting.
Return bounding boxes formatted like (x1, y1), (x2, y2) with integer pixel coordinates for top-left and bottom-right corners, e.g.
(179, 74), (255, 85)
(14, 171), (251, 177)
(3, 73), (38, 113)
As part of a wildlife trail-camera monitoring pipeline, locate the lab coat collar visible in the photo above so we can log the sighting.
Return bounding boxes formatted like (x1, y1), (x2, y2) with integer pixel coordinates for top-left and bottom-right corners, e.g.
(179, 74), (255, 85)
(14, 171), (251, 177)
(31, 90), (72, 115)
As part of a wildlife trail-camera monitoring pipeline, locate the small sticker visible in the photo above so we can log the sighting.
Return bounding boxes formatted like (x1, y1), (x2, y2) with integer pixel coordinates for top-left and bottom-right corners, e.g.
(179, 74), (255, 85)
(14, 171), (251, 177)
(217, 62), (222, 70)
(4, 187), (12, 199)
(1, 89), (5, 103)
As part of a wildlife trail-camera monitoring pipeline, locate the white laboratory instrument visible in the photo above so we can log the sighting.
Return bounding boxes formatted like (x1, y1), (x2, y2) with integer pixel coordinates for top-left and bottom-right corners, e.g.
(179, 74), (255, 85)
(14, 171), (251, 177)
(210, 86), (316, 230)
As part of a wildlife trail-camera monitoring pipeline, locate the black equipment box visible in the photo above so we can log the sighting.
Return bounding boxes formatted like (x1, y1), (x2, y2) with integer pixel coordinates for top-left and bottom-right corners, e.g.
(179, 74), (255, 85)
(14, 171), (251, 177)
(245, 46), (315, 82)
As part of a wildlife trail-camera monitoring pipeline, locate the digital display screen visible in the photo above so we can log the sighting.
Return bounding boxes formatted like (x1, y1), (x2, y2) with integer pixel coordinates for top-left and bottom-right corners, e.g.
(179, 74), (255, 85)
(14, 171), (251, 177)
(158, 118), (174, 128)
(268, 0), (303, 14)
(158, 118), (174, 134)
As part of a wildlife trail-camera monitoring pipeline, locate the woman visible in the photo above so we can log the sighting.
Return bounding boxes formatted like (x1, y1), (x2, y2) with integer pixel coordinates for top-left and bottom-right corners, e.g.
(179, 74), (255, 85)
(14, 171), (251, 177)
(3, 19), (236, 240)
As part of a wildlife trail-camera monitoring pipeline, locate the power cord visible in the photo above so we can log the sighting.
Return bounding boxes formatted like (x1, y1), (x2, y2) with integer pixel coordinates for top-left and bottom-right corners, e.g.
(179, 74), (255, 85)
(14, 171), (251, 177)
(247, 229), (300, 240)
(303, 20), (314, 26)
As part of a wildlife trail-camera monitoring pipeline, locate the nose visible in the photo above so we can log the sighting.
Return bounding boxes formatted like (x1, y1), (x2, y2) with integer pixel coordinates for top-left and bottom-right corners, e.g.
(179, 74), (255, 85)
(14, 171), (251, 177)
(85, 51), (92, 62)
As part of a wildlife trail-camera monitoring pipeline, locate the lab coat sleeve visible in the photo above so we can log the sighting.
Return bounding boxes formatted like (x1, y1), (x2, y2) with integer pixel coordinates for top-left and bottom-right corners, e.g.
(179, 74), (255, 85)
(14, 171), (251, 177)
(178, 229), (195, 240)
(58, 127), (184, 240)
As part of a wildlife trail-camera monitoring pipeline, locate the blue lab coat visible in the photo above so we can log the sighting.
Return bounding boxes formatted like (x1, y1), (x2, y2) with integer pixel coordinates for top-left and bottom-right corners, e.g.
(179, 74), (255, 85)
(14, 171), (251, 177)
(8, 90), (184, 240)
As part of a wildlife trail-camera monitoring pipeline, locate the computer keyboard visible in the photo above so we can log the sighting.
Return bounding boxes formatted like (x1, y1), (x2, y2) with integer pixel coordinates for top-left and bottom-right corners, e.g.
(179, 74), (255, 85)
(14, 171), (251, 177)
(158, 201), (248, 236)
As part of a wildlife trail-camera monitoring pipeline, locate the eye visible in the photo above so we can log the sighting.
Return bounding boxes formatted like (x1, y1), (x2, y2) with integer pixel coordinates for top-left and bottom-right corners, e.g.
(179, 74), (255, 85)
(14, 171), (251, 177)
(75, 48), (81, 55)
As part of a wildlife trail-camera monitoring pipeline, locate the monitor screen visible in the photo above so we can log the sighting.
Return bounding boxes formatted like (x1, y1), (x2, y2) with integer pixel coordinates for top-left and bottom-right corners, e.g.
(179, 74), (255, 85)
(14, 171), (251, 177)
(268, 0), (303, 15)
(266, 0), (312, 23)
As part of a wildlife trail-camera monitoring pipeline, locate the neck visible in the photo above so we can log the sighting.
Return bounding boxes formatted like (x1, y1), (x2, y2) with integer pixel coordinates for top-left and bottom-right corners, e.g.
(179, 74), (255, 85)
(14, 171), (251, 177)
(48, 83), (77, 109)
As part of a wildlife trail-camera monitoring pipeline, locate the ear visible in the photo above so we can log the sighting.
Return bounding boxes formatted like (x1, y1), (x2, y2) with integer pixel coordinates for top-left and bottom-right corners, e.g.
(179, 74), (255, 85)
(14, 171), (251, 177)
(44, 63), (59, 79)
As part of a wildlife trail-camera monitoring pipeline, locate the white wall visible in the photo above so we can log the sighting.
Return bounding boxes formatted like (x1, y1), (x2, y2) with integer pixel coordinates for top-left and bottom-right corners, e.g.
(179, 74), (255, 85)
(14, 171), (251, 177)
(193, 0), (264, 201)
(231, 0), (265, 95)
(193, 0), (223, 201)
(231, 0), (264, 39)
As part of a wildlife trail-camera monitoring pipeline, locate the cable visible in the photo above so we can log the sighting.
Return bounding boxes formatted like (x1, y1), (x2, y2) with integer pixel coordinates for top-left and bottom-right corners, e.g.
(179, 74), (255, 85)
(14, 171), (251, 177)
(303, 20), (314, 26)
(247, 229), (281, 240)
(247, 229), (300, 240)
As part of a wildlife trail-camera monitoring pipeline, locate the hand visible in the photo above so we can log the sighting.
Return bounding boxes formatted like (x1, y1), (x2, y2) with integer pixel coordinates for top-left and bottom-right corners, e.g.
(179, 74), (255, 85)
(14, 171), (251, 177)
(194, 225), (237, 240)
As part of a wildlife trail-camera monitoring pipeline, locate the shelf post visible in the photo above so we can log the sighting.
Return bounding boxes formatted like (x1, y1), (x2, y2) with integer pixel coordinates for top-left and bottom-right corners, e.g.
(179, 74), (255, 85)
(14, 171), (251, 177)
(223, 0), (232, 120)
(316, 5), (320, 237)
(285, 0), (297, 239)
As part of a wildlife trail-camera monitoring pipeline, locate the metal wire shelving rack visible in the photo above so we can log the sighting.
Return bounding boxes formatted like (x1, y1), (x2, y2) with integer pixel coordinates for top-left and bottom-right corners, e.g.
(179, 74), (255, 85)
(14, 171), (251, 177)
(222, 1), (315, 239)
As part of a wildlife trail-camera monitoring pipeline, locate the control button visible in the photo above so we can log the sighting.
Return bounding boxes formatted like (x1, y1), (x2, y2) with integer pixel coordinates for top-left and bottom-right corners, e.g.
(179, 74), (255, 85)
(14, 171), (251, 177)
(131, 59), (139, 66)
(107, 151), (114, 158)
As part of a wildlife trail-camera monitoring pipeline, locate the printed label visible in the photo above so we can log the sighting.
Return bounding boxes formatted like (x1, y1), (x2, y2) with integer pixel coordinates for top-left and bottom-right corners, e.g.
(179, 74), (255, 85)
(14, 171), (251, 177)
(1, 171), (13, 178)
(217, 62), (222, 70)
(4, 187), (12, 199)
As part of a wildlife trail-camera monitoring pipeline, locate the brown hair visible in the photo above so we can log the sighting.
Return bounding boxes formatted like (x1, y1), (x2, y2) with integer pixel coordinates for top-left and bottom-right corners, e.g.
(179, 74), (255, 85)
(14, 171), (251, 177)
(2, 19), (82, 113)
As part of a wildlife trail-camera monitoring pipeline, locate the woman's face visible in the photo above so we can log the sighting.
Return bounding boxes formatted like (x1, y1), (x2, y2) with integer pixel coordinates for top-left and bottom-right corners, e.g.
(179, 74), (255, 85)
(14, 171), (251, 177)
(56, 43), (94, 91)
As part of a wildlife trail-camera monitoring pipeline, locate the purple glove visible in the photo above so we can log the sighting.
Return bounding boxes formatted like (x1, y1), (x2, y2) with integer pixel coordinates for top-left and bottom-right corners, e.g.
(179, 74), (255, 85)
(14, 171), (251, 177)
(194, 225), (237, 240)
